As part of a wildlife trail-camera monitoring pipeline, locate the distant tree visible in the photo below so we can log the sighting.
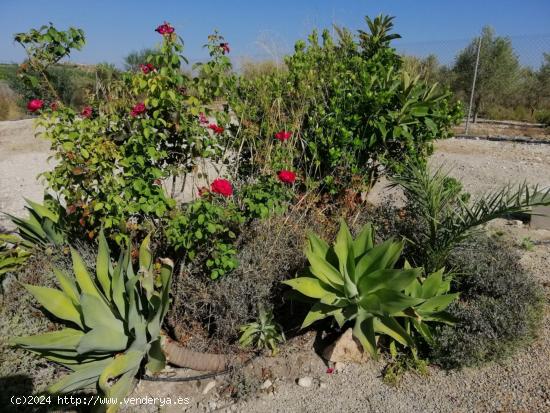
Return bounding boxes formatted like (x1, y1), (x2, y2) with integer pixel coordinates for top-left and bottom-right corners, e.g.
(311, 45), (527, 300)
(401, 54), (443, 85)
(123, 48), (157, 72)
(451, 26), (520, 121)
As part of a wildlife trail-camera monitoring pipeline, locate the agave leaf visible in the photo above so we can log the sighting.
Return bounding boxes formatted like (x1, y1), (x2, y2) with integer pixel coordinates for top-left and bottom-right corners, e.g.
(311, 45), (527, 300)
(105, 369), (139, 412)
(139, 233), (153, 273)
(301, 302), (344, 328)
(98, 350), (143, 395)
(353, 223), (374, 257)
(77, 325), (128, 354)
(307, 232), (330, 257)
(111, 252), (127, 319)
(333, 220), (353, 277)
(79, 294), (122, 331)
(422, 311), (457, 325)
(416, 293), (459, 313)
(47, 357), (113, 394)
(282, 277), (334, 299)
(159, 258), (173, 321)
(360, 289), (424, 315)
(352, 310), (377, 358)
(355, 239), (395, 279)
(420, 268), (444, 298)
(41, 219), (65, 245)
(53, 268), (80, 305)
(96, 230), (112, 300)
(374, 316), (415, 348)
(13, 328), (83, 351)
(71, 248), (102, 299)
(146, 339), (166, 374)
(358, 268), (421, 295)
(412, 319), (434, 345)
(305, 249), (344, 289)
(24, 284), (83, 328)
(25, 198), (59, 223)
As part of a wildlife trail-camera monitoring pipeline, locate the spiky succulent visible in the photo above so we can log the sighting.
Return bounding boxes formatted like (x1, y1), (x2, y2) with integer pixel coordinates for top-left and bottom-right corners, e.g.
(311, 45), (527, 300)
(5, 195), (67, 248)
(12, 232), (173, 411)
(239, 307), (285, 355)
(283, 221), (457, 358)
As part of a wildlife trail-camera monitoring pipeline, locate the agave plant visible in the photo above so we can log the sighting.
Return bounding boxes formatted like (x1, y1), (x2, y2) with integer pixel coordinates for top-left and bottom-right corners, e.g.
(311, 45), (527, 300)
(403, 266), (458, 346)
(239, 307), (285, 355)
(4, 194), (67, 247)
(283, 221), (458, 358)
(12, 232), (173, 409)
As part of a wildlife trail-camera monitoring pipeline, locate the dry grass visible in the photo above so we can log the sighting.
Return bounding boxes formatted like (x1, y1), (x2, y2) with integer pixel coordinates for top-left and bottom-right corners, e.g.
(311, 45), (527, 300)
(0, 82), (24, 121)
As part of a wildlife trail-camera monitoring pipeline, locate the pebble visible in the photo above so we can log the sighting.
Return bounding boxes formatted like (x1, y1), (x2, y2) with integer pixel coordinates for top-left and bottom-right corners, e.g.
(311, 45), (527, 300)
(297, 377), (313, 388)
(260, 379), (273, 390)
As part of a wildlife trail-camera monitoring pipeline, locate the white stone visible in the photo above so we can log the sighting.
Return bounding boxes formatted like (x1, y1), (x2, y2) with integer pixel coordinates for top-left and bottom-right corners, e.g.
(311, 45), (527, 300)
(297, 377), (313, 388)
(260, 379), (273, 390)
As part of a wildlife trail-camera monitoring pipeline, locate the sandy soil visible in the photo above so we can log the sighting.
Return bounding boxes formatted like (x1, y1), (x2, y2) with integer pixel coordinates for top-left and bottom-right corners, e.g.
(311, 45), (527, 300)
(1, 120), (550, 412)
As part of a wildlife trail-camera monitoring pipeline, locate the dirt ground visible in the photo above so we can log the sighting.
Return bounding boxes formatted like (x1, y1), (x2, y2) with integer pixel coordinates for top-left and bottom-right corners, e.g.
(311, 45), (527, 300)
(1, 120), (550, 412)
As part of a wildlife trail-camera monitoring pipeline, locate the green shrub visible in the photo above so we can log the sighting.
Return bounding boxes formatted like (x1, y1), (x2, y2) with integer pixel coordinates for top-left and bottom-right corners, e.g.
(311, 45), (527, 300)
(232, 15), (462, 194)
(166, 197), (243, 279)
(429, 235), (544, 368)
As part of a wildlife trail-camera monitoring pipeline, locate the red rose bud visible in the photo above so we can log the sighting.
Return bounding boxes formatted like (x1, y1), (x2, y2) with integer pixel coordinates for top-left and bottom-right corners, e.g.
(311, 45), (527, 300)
(220, 42), (230, 54)
(326, 367), (334, 374)
(27, 99), (44, 112)
(275, 130), (292, 141)
(210, 178), (233, 197)
(155, 22), (175, 35)
(208, 123), (224, 134)
(140, 63), (154, 74)
(277, 170), (296, 184)
(130, 102), (146, 117)
(81, 106), (93, 118)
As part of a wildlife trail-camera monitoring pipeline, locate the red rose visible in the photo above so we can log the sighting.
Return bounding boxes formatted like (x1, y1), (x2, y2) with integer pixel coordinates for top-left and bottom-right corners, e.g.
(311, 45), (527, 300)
(50, 101), (59, 111)
(220, 42), (230, 54)
(210, 178), (233, 197)
(155, 22), (175, 36)
(275, 130), (292, 141)
(326, 367), (334, 374)
(27, 99), (44, 112)
(81, 106), (93, 118)
(140, 63), (154, 74)
(277, 170), (296, 184)
(199, 112), (208, 125)
(130, 102), (146, 117)
(208, 123), (224, 134)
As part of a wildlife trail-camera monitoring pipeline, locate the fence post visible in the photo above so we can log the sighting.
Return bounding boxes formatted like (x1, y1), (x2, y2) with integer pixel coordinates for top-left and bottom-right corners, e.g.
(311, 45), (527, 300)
(465, 35), (482, 135)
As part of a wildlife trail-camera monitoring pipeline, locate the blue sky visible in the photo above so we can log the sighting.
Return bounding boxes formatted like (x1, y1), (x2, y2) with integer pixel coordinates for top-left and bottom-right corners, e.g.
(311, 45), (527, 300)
(1, 0), (549, 67)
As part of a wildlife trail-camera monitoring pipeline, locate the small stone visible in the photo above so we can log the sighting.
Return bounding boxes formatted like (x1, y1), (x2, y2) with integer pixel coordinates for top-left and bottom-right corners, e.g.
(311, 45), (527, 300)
(260, 379), (273, 390)
(319, 381), (327, 389)
(322, 328), (369, 363)
(202, 380), (217, 395)
(334, 362), (345, 373)
(297, 377), (313, 388)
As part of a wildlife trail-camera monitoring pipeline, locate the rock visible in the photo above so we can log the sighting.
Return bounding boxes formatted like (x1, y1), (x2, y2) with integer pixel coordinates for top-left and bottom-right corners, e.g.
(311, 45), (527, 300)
(334, 362), (345, 373)
(297, 377), (313, 388)
(319, 381), (328, 389)
(322, 328), (369, 363)
(202, 380), (217, 395)
(260, 379), (273, 390)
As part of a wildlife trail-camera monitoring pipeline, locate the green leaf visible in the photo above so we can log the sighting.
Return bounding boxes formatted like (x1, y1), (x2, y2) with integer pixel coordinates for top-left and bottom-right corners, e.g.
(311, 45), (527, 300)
(282, 277), (334, 299)
(71, 248), (102, 300)
(98, 350), (143, 395)
(353, 223), (374, 257)
(24, 284), (83, 328)
(13, 328), (83, 351)
(358, 268), (421, 296)
(79, 293), (122, 331)
(416, 293), (459, 313)
(77, 325), (128, 354)
(360, 289), (424, 315)
(373, 316), (415, 348)
(53, 268), (80, 305)
(47, 358), (113, 394)
(301, 302), (343, 328)
(305, 249), (344, 289)
(96, 230), (111, 300)
(352, 310), (377, 358)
